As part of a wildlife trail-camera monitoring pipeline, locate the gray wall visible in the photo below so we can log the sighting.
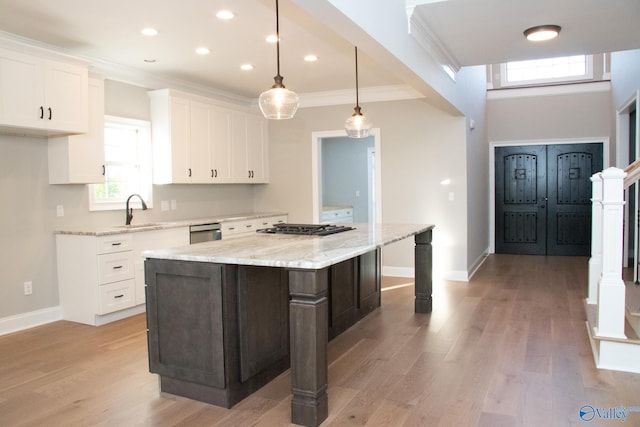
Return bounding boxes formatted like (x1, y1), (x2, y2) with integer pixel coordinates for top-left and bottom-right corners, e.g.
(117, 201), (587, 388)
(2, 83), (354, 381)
(0, 80), (256, 320)
(487, 89), (613, 144)
(321, 136), (374, 222)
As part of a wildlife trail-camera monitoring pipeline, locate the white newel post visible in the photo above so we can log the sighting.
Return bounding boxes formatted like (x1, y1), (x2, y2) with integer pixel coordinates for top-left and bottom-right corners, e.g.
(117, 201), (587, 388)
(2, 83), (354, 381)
(587, 173), (603, 305)
(596, 167), (627, 339)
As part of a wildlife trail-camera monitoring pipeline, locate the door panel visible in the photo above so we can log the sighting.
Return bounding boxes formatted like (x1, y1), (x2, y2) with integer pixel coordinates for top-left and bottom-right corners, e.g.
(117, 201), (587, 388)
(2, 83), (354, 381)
(547, 144), (603, 256)
(495, 143), (603, 256)
(496, 146), (547, 255)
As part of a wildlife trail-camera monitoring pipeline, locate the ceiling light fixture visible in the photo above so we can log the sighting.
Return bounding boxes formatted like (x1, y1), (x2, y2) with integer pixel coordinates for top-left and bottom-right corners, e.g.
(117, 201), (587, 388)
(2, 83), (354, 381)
(216, 10), (235, 20)
(195, 47), (210, 55)
(345, 46), (371, 138)
(258, 0), (299, 120)
(241, 64), (254, 71)
(304, 54), (318, 62)
(524, 25), (561, 42)
(141, 27), (158, 37)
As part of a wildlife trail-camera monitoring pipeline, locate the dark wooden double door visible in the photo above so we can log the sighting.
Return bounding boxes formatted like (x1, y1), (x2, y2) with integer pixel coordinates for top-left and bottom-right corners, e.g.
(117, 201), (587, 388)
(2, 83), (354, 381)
(496, 143), (603, 256)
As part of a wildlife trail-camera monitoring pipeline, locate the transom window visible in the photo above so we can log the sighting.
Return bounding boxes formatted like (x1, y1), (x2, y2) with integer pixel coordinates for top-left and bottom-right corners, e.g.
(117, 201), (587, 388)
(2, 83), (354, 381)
(500, 55), (593, 87)
(89, 116), (153, 211)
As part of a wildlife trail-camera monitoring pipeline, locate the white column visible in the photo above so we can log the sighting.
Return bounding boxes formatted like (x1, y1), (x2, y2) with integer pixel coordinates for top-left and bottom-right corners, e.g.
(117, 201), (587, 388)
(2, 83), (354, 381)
(587, 173), (603, 305)
(596, 167), (627, 339)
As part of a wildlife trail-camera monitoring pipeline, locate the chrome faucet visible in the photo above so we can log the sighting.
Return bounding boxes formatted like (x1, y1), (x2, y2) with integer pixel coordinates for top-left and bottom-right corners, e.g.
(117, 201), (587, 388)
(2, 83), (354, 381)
(125, 194), (148, 225)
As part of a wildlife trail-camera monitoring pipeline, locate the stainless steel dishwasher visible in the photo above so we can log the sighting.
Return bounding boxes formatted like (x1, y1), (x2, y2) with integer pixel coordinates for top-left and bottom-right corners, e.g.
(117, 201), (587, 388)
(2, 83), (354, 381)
(189, 223), (222, 243)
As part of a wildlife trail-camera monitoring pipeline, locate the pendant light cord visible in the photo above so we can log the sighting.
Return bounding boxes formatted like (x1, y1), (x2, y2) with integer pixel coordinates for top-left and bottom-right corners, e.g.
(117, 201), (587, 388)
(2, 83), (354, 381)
(354, 46), (360, 108)
(275, 0), (281, 79)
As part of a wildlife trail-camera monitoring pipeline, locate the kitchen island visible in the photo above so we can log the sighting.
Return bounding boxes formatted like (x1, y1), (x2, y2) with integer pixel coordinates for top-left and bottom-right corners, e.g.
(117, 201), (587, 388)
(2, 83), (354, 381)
(143, 223), (434, 427)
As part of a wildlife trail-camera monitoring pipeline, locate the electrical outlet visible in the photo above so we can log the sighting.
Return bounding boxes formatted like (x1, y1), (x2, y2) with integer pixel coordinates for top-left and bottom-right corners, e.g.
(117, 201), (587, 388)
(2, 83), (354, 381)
(24, 281), (33, 296)
(56, 205), (64, 217)
(171, 200), (177, 210)
(161, 200), (170, 211)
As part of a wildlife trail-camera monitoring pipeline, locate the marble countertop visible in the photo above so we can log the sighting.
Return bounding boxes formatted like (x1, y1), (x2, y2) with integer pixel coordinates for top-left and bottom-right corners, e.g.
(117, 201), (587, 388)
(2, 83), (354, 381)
(143, 223), (434, 269)
(55, 212), (287, 236)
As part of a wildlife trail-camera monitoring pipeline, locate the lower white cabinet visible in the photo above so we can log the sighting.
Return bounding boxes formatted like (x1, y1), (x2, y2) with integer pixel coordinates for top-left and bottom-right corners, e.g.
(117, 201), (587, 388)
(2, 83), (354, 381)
(56, 227), (188, 326)
(321, 207), (353, 224)
(222, 214), (287, 239)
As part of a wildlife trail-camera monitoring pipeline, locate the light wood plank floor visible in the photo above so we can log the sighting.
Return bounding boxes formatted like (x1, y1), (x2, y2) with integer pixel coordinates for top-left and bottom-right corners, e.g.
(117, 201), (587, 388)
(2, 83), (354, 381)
(2, 254), (640, 426)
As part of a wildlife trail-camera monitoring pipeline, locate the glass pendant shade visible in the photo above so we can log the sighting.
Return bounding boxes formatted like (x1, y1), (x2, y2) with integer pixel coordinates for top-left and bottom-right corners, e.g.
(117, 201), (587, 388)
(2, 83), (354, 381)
(345, 106), (371, 138)
(259, 79), (299, 120)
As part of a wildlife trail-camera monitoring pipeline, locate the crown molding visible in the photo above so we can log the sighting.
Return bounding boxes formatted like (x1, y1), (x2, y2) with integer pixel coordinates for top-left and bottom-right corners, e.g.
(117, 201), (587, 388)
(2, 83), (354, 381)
(296, 85), (424, 108)
(406, 7), (461, 73)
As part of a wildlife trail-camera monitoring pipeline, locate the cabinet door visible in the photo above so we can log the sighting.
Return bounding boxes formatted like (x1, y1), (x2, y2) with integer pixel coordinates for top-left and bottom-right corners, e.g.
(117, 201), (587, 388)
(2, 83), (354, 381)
(246, 114), (268, 182)
(231, 112), (249, 182)
(189, 101), (213, 183)
(48, 78), (105, 184)
(44, 60), (88, 133)
(170, 97), (191, 183)
(0, 48), (44, 129)
(210, 106), (232, 182)
(146, 259), (226, 389)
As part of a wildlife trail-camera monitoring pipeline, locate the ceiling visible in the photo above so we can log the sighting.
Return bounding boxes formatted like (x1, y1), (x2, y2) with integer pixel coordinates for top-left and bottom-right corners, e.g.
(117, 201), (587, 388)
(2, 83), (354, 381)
(0, 0), (638, 103)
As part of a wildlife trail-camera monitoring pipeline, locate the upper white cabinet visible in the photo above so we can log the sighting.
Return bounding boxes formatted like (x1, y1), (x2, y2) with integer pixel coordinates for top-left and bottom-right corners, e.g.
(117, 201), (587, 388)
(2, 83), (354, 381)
(232, 111), (268, 183)
(48, 78), (105, 184)
(149, 88), (268, 185)
(0, 47), (88, 136)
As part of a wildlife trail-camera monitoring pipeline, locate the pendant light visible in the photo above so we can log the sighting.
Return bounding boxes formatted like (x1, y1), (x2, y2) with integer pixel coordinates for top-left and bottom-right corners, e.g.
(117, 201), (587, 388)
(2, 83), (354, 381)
(345, 46), (371, 138)
(259, 0), (299, 120)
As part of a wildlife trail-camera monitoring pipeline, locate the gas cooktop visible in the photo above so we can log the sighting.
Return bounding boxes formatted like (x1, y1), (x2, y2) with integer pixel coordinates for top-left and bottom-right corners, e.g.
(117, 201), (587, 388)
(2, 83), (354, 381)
(256, 223), (355, 236)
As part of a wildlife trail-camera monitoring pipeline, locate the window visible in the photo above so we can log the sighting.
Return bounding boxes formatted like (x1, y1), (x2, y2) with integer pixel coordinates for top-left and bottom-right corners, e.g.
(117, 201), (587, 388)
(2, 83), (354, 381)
(500, 55), (593, 87)
(89, 116), (153, 211)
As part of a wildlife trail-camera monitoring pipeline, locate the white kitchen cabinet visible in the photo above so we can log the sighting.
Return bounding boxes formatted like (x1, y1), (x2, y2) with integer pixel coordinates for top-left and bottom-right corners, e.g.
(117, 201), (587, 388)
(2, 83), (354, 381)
(222, 214), (287, 239)
(0, 47), (88, 136)
(321, 207), (354, 224)
(149, 88), (267, 184)
(149, 90), (191, 184)
(56, 227), (189, 326)
(48, 78), (105, 184)
(132, 227), (189, 305)
(232, 111), (268, 183)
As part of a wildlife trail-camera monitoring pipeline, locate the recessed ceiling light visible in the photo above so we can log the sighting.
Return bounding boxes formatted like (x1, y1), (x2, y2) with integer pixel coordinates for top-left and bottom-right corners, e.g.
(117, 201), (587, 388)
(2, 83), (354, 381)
(216, 10), (235, 20)
(304, 54), (318, 62)
(141, 27), (158, 36)
(524, 25), (561, 42)
(266, 34), (278, 43)
(144, 59), (157, 63)
(240, 64), (254, 71)
(195, 47), (211, 55)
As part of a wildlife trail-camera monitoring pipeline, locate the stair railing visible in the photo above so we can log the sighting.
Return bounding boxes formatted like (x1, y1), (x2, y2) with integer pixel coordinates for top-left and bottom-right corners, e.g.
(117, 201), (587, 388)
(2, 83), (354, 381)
(588, 167), (627, 339)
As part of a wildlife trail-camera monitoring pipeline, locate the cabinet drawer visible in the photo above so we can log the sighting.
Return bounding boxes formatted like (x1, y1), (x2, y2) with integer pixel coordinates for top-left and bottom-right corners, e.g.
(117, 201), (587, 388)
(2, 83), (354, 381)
(321, 209), (353, 223)
(254, 215), (287, 230)
(222, 220), (254, 237)
(98, 251), (134, 284)
(98, 279), (135, 314)
(96, 234), (133, 254)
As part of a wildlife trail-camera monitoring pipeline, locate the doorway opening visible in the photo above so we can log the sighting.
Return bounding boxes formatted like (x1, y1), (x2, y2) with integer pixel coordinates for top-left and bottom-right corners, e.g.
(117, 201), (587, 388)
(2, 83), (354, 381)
(311, 129), (382, 224)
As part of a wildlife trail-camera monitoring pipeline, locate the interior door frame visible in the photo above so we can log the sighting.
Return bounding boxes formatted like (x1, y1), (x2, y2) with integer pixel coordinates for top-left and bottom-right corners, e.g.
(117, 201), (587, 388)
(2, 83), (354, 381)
(489, 137), (610, 254)
(616, 90), (639, 273)
(311, 128), (382, 224)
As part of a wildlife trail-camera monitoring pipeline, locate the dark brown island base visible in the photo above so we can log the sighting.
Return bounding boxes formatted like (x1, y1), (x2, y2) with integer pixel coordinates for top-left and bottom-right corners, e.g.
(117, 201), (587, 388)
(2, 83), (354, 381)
(143, 224), (434, 427)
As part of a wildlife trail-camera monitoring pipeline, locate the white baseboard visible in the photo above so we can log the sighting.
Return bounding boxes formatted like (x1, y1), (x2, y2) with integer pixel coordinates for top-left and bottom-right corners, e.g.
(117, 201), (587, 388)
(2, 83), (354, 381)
(0, 306), (63, 336)
(445, 270), (469, 282)
(467, 248), (490, 281)
(382, 266), (415, 278)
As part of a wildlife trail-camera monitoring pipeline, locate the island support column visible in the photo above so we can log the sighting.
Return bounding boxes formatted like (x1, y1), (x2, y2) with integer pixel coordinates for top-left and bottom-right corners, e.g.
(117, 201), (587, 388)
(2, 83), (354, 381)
(288, 268), (329, 427)
(414, 229), (433, 313)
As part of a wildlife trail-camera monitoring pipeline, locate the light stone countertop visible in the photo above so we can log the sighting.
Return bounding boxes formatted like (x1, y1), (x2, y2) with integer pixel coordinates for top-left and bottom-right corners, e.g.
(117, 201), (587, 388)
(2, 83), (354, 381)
(54, 212), (287, 236)
(143, 223), (434, 269)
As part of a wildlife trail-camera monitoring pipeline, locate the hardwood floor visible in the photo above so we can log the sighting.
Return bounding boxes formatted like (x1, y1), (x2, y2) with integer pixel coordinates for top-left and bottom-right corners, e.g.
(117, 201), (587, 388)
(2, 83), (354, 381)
(2, 254), (640, 426)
